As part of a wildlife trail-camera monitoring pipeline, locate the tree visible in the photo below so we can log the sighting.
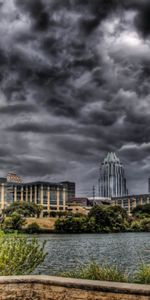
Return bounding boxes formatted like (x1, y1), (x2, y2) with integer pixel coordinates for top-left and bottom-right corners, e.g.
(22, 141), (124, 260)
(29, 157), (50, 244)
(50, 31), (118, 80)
(3, 202), (43, 218)
(55, 205), (129, 233)
(88, 205), (128, 232)
(2, 212), (25, 231)
(55, 216), (88, 233)
(132, 204), (150, 218)
(0, 233), (46, 275)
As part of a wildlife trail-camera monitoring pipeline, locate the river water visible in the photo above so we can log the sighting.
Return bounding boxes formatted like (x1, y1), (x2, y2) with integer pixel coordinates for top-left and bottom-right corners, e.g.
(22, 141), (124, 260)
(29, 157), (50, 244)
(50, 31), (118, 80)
(35, 232), (150, 276)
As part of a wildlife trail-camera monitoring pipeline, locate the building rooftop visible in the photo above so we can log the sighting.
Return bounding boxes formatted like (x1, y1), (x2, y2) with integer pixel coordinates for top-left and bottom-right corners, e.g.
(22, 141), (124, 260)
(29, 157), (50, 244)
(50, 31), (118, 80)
(6, 181), (65, 187)
(104, 152), (120, 164)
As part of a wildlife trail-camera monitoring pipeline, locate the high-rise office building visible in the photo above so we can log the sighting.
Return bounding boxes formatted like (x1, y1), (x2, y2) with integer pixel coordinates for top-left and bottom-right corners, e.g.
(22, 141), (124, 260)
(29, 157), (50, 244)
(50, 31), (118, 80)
(99, 152), (128, 197)
(60, 181), (76, 204)
(148, 178), (150, 193)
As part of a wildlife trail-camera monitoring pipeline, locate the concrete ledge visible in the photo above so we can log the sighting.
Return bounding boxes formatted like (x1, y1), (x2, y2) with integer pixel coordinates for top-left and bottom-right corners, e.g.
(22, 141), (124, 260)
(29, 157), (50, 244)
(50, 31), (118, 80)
(0, 275), (150, 299)
(0, 275), (150, 294)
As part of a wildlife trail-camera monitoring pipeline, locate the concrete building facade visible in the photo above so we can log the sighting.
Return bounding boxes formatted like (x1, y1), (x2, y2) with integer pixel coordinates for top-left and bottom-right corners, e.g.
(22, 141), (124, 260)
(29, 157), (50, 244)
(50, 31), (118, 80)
(0, 179), (69, 213)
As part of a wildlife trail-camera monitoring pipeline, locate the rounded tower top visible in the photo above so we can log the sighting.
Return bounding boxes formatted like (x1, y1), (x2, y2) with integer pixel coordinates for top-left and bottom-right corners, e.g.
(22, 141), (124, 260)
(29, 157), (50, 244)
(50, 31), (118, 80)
(103, 152), (120, 164)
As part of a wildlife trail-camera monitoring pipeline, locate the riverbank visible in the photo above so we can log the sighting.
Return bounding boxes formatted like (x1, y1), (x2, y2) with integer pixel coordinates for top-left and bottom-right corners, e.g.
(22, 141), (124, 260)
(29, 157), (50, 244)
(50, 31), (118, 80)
(24, 216), (150, 234)
(24, 217), (56, 233)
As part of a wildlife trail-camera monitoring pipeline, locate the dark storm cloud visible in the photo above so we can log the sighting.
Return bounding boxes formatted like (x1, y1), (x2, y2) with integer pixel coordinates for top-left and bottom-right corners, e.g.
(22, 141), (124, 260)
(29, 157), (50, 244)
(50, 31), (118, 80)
(74, 0), (120, 34)
(123, 0), (150, 37)
(6, 122), (73, 134)
(17, 158), (68, 177)
(0, 103), (37, 114)
(0, 0), (149, 194)
(16, 0), (50, 31)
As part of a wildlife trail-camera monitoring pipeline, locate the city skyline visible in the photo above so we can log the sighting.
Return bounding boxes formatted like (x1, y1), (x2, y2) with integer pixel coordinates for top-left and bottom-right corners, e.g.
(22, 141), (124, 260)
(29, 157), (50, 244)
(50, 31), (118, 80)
(0, 1), (149, 196)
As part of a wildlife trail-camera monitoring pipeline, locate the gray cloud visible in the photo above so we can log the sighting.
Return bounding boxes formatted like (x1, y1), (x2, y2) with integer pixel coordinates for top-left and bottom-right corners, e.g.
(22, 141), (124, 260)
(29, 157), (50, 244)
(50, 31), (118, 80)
(0, 0), (149, 195)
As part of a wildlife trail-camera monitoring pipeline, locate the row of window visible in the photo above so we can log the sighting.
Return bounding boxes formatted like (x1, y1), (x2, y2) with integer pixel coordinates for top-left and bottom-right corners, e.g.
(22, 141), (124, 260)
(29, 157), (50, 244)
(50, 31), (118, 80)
(2, 185), (65, 206)
(115, 198), (150, 212)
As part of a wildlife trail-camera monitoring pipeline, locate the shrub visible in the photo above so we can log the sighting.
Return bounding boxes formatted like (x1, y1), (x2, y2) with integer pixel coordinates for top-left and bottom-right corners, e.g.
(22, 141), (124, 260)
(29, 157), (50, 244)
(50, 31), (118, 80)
(61, 261), (128, 282)
(130, 220), (142, 232)
(140, 218), (150, 232)
(2, 212), (25, 232)
(55, 216), (88, 233)
(0, 234), (46, 275)
(132, 204), (150, 218)
(26, 222), (40, 234)
(135, 264), (150, 284)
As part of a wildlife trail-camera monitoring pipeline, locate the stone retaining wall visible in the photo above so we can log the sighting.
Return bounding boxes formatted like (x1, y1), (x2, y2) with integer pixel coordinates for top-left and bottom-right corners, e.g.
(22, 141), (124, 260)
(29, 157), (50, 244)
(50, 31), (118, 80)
(0, 275), (150, 300)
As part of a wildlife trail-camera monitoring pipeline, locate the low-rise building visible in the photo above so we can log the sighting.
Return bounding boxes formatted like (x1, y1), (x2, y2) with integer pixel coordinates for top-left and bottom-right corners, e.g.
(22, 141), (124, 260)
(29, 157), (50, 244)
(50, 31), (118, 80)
(0, 179), (67, 213)
(68, 197), (89, 206)
(112, 194), (150, 214)
(0, 174), (77, 213)
(88, 197), (112, 206)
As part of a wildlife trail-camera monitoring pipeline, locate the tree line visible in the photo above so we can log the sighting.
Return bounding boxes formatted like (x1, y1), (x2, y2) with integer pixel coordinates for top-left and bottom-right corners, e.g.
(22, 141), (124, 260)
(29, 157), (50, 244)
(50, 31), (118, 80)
(55, 204), (150, 233)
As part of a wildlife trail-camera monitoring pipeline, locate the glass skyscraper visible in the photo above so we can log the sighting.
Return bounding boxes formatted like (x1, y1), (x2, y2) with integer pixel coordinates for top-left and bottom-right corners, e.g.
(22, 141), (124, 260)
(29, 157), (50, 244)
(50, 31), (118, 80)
(99, 152), (128, 197)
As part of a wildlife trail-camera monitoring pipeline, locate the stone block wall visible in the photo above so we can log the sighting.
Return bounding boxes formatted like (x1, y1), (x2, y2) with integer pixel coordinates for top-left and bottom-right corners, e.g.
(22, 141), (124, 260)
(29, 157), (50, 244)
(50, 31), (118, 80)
(0, 275), (150, 300)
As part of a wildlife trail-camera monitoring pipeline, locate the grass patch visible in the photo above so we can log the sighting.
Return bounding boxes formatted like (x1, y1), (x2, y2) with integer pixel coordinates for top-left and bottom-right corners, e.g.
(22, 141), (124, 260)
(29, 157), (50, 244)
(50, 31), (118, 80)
(135, 264), (150, 284)
(60, 261), (128, 282)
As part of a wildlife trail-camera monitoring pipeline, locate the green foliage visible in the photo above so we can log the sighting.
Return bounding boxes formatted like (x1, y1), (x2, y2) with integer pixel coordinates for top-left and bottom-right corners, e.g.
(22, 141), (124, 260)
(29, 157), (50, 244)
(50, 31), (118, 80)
(0, 234), (46, 275)
(130, 220), (142, 232)
(49, 211), (57, 218)
(56, 211), (67, 218)
(132, 204), (150, 218)
(3, 201), (43, 218)
(49, 211), (69, 218)
(61, 260), (150, 285)
(26, 222), (40, 234)
(55, 205), (128, 233)
(129, 218), (150, 232)
(61, 261), (128, 282)
(55, 205), (150, 234)
(89, 205), (128, 232)
(55, 216), (87, 233)
(2, 212), (25, 232)
(86, 217), (97, 233)
(135, 264), (150, 284)
(140, 218), (150, 232)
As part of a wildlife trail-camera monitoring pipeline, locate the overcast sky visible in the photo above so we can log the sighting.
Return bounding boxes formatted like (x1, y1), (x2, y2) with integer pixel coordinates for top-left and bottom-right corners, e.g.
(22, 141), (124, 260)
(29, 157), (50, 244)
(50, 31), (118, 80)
(0, 0), (149, 196)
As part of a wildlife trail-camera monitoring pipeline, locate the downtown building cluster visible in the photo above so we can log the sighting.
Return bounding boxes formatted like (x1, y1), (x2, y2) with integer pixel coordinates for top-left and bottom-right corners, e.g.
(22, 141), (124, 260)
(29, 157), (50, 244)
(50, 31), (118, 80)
(98, 152), (150, 214)
(71, 152), (150, 215)
(0, 153), (150, 216)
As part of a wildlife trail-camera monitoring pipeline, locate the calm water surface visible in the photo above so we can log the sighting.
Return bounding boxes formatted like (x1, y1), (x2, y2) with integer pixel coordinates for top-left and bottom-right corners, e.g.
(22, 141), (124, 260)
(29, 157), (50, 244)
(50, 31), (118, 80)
(35, 232), (150, 276)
